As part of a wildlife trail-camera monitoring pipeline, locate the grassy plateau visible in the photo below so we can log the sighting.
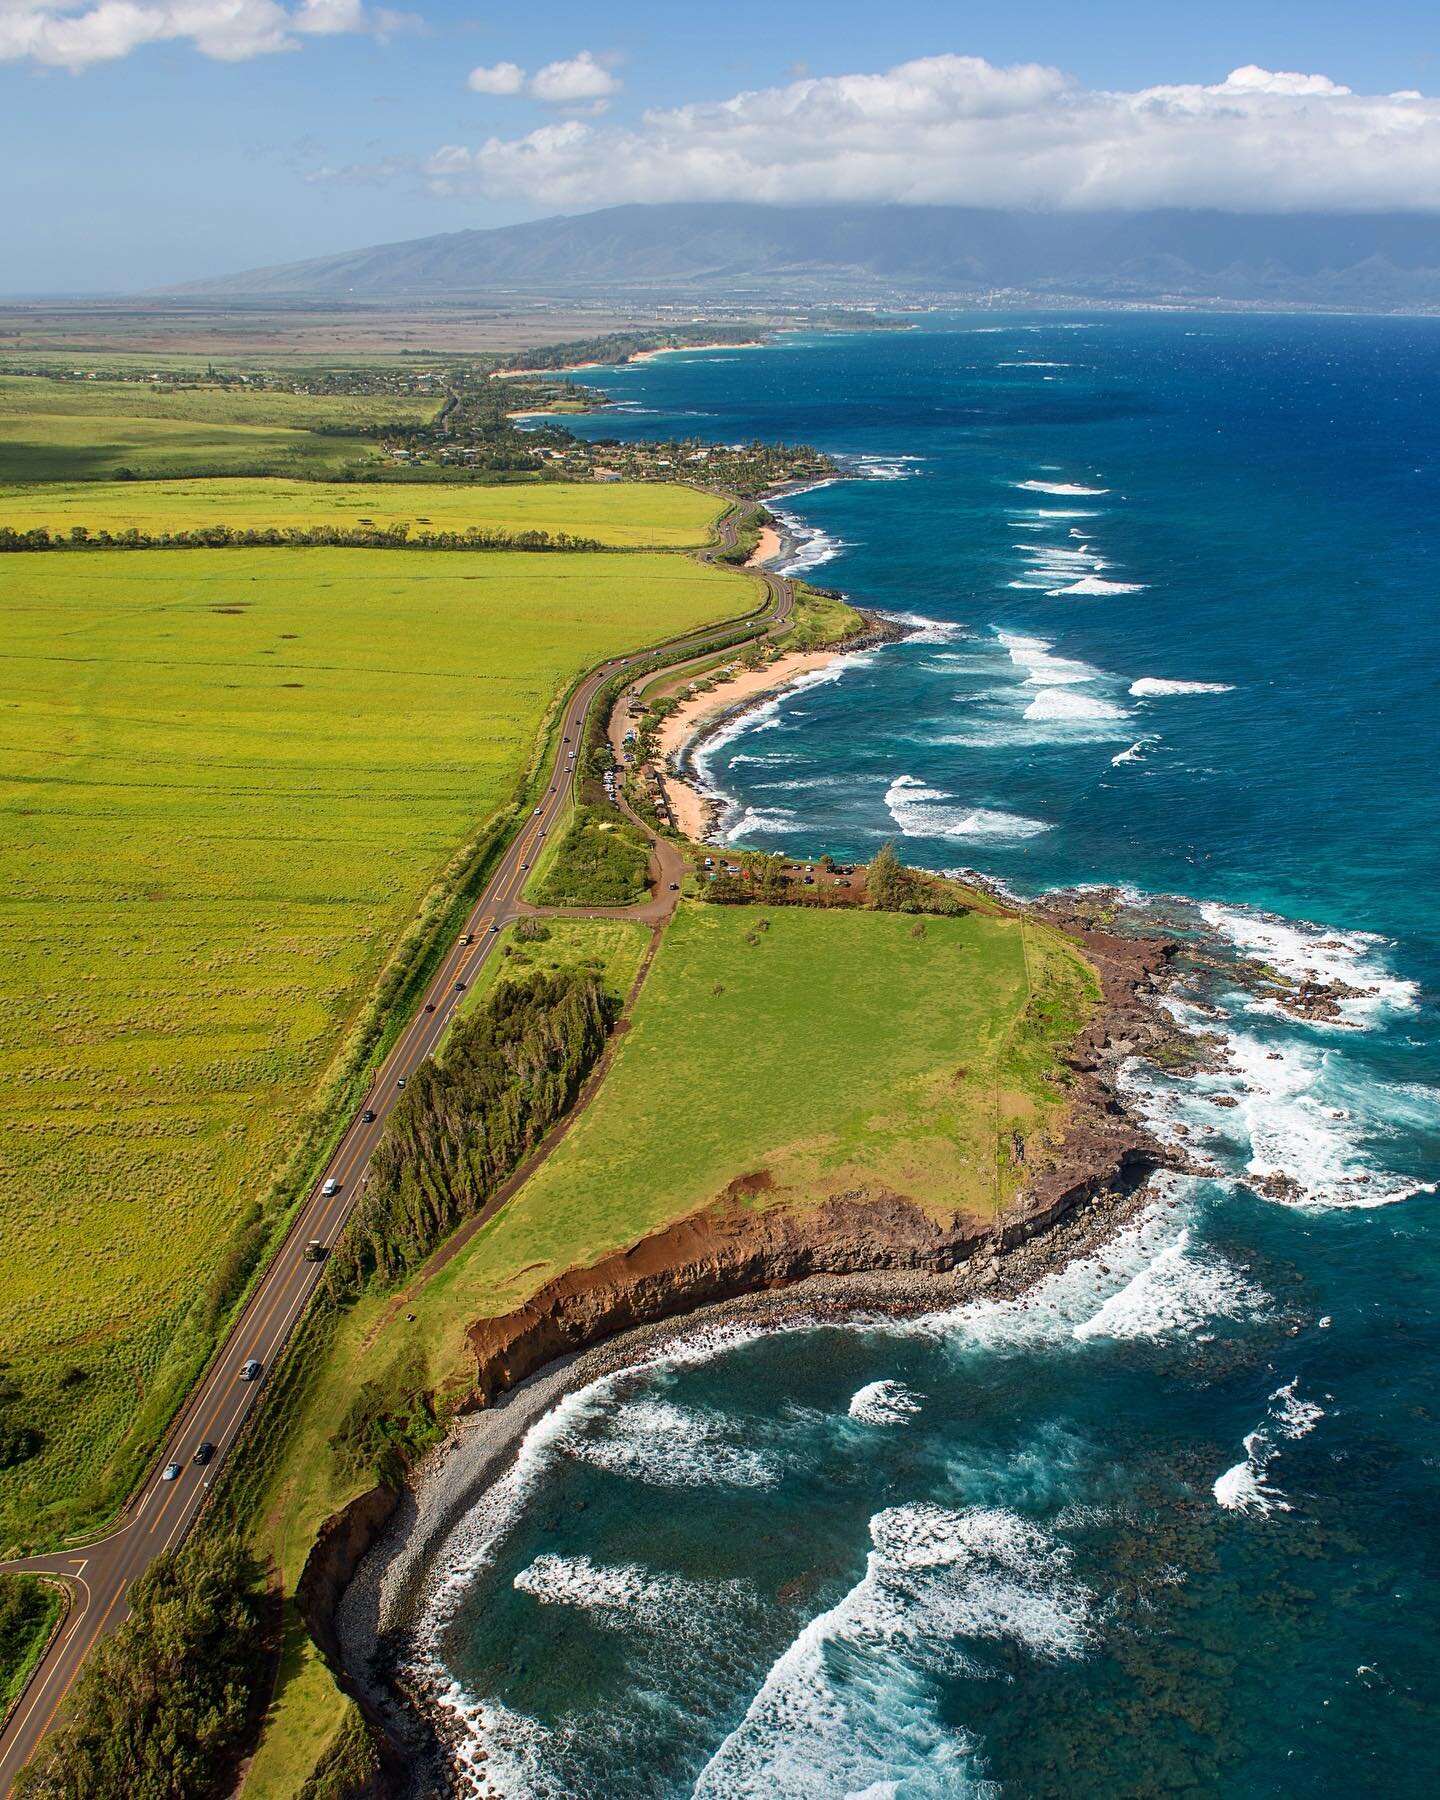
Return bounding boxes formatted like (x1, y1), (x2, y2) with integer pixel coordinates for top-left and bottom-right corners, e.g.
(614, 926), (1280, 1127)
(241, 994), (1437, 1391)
(0, 543), (744, 1552)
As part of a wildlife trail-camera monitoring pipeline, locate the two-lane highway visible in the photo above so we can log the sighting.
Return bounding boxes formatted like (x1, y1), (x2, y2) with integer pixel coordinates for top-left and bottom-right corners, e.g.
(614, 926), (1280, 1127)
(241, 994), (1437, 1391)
(0, 515), (791, 1793)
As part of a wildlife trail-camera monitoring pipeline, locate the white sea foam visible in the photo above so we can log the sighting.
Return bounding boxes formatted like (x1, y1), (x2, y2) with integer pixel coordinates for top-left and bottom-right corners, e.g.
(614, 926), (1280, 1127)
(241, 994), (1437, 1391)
(725, 806), (800, 844)
(1111, 736), (1160, 766)
(512, 1553), (707, 1630)
(1046, 576), (1148, 596)
(1198, 901), (1420, 1024)
(1213, 1379), (1325, 1516)
(848, 1380), (924, 1425)
(907, 1186), (1270, 1356)
(885, 774), (1050, 841)
(997, 361), (1071, 368)
(996, 631), (1103, 688)
(875, 609), (970, 646)
(692, 1504), (1089, 1799)
(1023, 689), (1129, 723)
(1130, 678), (1236, 697)
(1013, 479), (1110, 496)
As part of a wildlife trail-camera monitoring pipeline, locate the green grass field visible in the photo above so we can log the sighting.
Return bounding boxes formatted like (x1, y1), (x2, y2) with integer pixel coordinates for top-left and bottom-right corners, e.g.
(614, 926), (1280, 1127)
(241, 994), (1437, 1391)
(0, 476), (725, 547)
(457, 918), (652, 1016)
(0, 1574), (61, 1717)
(0, 377), (439, 484)
(0, 545), (742, 1551)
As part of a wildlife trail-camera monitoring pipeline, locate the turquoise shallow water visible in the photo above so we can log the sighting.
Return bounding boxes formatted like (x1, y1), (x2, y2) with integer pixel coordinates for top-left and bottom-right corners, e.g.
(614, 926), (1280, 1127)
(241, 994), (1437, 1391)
(412, 318), (1440, 1797)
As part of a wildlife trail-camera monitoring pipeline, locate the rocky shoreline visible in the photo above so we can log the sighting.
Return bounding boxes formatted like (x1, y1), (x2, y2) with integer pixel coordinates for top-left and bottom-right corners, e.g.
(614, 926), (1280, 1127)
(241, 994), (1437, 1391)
(303, 913), (1188, 1797)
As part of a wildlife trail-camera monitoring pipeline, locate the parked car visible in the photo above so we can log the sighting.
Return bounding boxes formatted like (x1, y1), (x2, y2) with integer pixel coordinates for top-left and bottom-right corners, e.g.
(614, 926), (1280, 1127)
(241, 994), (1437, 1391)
(193, 1442), (215, 1466)
(162, 1461), (183, 1481)
(240, 1359), (262, 1381)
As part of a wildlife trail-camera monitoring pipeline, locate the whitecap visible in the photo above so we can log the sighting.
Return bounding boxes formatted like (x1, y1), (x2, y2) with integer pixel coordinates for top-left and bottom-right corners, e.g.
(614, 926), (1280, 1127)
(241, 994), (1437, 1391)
(1012, 480), (1110, 496)
(885, 774), (1050, 841)
(1213, 1378), (1324, 1516)
(848, 1380), (924, 1425)
(1130, 678), (1235, 697)
(1111, 736), (1160, 766)
(1046, 577), (1148, 596)
(692, 1504), (1089, 1799)
(1023, 689), (1129, 724)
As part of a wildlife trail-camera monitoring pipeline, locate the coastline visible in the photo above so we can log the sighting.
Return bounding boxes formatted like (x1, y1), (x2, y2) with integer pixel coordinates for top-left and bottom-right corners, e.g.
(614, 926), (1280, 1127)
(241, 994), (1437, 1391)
(309, 917), (1183, 1792)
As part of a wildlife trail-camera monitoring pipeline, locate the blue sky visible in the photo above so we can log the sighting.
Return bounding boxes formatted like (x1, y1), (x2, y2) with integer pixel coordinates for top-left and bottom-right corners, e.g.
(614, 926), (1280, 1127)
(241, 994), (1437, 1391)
(4, 0), (1439, 292)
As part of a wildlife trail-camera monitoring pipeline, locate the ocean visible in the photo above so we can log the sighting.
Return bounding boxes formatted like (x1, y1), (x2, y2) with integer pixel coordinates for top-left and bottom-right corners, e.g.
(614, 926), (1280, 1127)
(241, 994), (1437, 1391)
(410, 316), (1440, 1796)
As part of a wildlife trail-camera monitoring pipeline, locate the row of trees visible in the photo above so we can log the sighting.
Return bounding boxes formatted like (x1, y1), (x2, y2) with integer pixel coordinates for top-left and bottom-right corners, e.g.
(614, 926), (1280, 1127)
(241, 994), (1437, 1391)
(0, 524), (603, 553)
(323, 972), (616, 1302)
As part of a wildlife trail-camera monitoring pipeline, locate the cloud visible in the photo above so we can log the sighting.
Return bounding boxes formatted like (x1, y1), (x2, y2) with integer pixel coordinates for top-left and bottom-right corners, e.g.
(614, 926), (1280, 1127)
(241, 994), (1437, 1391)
(465, 46), (621, 110)
(529, 49), (618, 105)
(0, 0), (415, 69)
(467, 58), (524, 96)
(424, 51), (1440, 214)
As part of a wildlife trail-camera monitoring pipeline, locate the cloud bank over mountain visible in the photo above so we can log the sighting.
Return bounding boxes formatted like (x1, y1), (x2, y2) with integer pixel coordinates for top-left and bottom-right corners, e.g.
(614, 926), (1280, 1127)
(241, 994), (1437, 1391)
(424, 53), (1440, 215)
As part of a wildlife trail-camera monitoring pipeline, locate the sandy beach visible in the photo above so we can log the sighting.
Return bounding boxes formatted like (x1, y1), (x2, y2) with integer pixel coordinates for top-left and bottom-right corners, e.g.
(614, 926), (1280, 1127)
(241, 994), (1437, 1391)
(653, 646), (845, 839)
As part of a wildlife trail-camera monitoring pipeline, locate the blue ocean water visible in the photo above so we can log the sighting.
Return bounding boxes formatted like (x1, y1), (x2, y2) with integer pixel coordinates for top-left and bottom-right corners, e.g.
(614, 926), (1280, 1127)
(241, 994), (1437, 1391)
(414, 319), (1440, 1796)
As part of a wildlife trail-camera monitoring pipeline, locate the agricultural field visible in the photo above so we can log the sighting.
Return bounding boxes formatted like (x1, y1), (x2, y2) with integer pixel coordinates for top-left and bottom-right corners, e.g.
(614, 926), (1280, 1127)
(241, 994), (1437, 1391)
(0, 475), (726, 547)
(0, 544), (743, 1552)
(233, 897), (1098, 1791)
(0, 375), (439, 484)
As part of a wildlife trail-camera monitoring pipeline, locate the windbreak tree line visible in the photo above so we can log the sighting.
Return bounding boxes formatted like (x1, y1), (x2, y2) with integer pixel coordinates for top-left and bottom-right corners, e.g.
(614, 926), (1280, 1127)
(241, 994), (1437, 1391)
(324, 971), (616, 1300)
(0, 524), (603, 553)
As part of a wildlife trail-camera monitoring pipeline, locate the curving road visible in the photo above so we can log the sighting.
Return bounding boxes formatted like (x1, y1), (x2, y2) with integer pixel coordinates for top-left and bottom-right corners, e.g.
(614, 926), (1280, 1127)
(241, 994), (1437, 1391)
(0, 514), (790, 1793)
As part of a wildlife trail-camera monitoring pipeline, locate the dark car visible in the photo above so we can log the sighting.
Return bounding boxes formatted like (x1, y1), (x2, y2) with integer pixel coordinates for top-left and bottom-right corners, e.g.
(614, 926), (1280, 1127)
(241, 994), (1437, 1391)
(669, 882), (680, 891)
(362, 1109), (376, 1123)
(397, 1076), (407, 1090)
(193, 1442), (215, 1466)
(454, 979), (466, 992)
(162, 1461), (183, 1481)
(424, 1002), (436, 1013)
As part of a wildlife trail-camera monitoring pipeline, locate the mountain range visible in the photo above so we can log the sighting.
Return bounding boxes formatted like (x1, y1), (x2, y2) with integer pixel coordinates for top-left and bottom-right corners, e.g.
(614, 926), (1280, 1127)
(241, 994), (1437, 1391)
(172, 203), (1440, 310)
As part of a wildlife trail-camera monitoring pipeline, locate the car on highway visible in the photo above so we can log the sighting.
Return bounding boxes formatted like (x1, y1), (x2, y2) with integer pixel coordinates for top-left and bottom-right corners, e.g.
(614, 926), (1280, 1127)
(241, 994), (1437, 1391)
(454, 979), (466, 991)
(321, 1176), (340, 1197)
(489, 922), (499, 933)
(362, 1108), (376, 1123)
(424, 1002), (436, 1013)
(240, 1358), (262, 1381)
(193, 1442), (215, 1466)
(533, 806), (543, 815)
(459, 933), (473, 946)
(302, 1239), (327, 1262)
(162, 1461), (183, 1481)
(397, 1076), (407, 1090)
(669, 882), (680, 891)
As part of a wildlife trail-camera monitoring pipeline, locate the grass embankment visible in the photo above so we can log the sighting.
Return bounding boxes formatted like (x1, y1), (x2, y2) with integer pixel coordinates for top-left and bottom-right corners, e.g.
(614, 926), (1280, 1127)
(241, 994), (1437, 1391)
(0, 546), (741, 1553)
(0, 377), (439, 484)
(234, 900), (1097, 1791)
(0, 477), (725, 548)
(0, 1575), (62, 1720)
(779, 581), (867, 651)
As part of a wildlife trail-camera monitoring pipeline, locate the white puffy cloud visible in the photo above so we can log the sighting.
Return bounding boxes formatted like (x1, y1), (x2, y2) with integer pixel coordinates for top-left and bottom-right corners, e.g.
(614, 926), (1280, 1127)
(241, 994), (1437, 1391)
(528, 49), (618, 105)
(465, 46), (620, 111)
(467, 58), (523, 96)
(0, 0), (411, 68)
(425, 52), (1440, 214)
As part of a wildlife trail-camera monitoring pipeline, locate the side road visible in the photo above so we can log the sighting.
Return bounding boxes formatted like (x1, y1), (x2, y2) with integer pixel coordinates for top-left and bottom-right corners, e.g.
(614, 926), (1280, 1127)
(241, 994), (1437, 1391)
(0, 512), (792, 1795)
